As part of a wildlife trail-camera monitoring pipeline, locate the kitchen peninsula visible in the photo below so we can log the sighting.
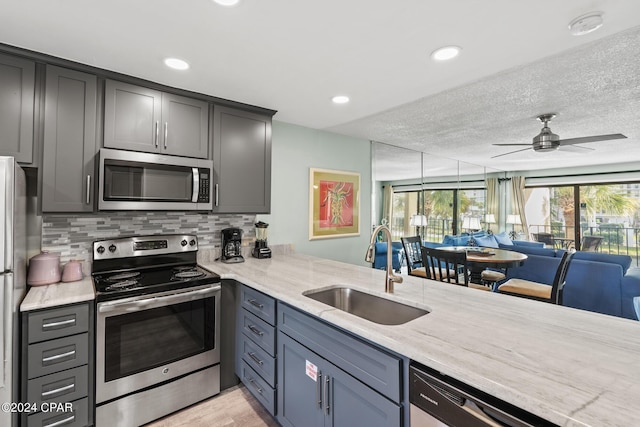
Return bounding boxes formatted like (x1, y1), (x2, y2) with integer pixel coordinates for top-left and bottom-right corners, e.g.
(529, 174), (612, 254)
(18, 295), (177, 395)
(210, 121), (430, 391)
(205, 252), (640, 427)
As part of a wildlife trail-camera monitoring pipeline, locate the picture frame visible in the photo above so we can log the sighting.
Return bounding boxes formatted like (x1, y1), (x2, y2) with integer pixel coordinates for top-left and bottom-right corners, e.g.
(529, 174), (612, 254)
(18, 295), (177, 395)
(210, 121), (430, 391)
(309, 168), (360, 240)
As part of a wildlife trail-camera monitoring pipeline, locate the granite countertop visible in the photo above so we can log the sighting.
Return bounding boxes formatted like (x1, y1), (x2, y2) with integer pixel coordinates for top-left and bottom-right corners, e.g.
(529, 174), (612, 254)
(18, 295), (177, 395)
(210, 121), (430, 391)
(203, 253), (640, 427)
(21, 276), (95, 312)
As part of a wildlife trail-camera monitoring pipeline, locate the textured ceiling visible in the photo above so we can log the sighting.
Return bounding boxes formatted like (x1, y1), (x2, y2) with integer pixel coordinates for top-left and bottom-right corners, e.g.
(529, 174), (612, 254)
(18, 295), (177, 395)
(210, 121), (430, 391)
(1, 1), (639, 180)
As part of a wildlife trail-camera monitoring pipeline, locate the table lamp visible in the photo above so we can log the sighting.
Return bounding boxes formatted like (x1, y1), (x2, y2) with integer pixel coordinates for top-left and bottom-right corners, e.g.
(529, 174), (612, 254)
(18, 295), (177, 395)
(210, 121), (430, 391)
(506, 214), (522, 239)
(410, 214), (428, 240)
(484, 214), (496, 234)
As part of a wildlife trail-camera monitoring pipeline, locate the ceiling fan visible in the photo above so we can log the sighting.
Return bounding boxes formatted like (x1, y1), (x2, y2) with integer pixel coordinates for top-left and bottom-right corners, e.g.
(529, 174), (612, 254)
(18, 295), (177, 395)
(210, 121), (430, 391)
(491, 113), (627, 158)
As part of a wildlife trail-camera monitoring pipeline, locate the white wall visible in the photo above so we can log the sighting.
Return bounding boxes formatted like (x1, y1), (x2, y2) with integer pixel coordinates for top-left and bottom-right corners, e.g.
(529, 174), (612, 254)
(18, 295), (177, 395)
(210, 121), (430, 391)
(257, 121), (372, 267)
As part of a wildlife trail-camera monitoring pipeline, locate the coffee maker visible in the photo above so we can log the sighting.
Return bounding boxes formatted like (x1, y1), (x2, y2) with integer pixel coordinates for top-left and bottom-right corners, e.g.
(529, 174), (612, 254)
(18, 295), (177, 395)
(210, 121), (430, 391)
(221, 228), (244, 263)
(252, 221), (272, 259)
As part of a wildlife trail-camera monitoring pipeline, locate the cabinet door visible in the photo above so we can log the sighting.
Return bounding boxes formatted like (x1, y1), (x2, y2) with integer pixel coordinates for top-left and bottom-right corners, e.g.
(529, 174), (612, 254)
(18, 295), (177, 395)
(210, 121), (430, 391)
(277, 332), (325, 427)
(0, 53), (35, 163)
(104, 80), (161, 153)
(42, 66), (97, 212)
(212, 106), (272, 213)
(162, 93), (208, 158)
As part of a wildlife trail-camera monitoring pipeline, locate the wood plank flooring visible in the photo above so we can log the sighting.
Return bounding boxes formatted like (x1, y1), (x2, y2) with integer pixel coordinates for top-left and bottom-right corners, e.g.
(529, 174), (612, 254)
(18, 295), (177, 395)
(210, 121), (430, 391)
(145, 385), (279, 427)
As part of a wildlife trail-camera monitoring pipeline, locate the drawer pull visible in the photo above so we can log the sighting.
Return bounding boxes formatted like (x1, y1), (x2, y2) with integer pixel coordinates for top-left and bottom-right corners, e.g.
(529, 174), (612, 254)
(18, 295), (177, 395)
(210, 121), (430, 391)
(247, 325), (264, 337)
(42, 383), (75, 398)
(42, 318), (76, 329)
(245, 375), (263, 395)
(43, 414), (75, 427)
(248, 299), (264, 309)
(43, 350), (76, 363)
(248, 352), (264, 366)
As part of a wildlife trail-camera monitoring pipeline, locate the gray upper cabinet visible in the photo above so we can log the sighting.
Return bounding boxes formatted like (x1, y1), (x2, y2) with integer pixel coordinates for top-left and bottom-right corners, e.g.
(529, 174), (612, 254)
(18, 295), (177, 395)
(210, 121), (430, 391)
(212, 106), (272, 213)
(42, 65), (97, 212)
(104, 80), (208, 158)
(0, 53), (35, 164)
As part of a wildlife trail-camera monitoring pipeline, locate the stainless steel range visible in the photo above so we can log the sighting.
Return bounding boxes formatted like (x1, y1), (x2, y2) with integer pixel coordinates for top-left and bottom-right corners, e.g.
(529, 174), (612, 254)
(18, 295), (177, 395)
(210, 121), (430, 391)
(92, 235), (221, 427)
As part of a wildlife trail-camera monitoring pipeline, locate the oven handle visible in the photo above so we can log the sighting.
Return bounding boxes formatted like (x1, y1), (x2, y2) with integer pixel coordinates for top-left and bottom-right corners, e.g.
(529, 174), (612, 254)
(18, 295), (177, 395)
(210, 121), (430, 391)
(98, 285), (220, 314)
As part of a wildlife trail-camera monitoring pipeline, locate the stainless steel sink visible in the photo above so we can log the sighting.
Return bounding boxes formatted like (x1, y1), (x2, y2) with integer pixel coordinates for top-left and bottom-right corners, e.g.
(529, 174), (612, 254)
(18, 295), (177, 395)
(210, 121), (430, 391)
(304, 287), (429, 325)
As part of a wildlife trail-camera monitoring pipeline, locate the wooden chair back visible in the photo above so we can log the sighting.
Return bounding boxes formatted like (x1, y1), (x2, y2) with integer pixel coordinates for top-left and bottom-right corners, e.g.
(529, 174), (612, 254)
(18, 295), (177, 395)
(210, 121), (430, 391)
(401, 236), (423, 274)
(549, 251), (575, 304)
(421, 246), (468, 286)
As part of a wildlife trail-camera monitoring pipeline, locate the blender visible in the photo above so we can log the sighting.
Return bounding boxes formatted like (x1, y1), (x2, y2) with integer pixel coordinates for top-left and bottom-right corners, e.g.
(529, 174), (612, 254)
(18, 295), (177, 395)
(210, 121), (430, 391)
(252, 221), (272, 259)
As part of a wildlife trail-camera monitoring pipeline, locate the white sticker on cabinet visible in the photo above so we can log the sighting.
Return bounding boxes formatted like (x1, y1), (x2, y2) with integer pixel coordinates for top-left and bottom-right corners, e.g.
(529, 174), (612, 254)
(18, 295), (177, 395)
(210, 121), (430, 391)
(306, 360), (318, 382)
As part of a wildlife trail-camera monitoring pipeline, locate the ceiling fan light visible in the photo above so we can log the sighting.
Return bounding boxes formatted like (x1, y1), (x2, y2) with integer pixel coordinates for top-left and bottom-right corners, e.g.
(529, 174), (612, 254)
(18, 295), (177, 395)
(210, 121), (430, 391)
(568, 12), (604, 36)
(431, 46), (461, 61)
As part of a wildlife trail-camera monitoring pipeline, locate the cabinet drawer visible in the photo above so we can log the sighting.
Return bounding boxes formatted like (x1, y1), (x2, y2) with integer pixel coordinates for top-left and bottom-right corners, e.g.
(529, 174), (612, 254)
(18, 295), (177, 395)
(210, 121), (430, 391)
(241, 286), (276, 325)
(278, 303), (402, 403)
(241, 309), (276, 356)
(240, 334), (275, 387)
(28, 334), (89, 379)
(28, 304), (89, 343)
(241, 361), (275, 416)
(27, 365), (88, 405)
(26, 397), (88, 427)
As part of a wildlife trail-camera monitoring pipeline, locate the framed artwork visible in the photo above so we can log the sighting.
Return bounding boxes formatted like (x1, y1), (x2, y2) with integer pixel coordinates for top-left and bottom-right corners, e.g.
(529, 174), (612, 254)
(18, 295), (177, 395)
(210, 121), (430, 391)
(309, 168), (360, 240)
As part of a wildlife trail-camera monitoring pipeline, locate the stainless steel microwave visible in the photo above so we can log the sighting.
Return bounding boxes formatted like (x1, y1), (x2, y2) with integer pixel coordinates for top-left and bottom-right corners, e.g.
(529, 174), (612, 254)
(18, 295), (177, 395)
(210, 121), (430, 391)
(98, 148), (213, 211)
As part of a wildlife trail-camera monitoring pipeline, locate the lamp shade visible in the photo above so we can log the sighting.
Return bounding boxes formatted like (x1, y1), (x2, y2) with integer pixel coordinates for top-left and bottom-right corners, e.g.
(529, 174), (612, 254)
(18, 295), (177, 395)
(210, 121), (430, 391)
(462, 216), (482, 230)
(485, 214), (496, 224)
(506, 214), (522, 225)
(409, 214), (428, 227)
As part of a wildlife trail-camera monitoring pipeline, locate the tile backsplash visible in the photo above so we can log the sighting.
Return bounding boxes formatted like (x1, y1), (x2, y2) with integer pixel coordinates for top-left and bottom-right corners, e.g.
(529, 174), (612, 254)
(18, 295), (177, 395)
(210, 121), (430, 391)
(42, 212), (257, 263)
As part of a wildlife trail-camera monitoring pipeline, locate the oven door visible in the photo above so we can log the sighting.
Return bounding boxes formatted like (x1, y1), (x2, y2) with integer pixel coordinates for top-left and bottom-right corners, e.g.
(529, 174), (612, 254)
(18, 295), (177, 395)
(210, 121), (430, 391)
(96, 284), (220, 404)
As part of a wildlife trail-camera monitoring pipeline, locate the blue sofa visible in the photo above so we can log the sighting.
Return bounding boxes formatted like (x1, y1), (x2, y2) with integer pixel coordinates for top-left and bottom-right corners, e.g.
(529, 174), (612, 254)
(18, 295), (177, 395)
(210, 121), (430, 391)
(498, 243), (640, 320)
(373, 241), (403, 272)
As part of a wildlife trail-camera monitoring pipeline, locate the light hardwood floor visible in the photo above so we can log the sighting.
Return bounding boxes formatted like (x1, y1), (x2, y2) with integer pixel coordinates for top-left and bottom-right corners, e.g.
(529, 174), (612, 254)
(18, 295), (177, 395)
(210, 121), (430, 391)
(145, 385), (279, 427)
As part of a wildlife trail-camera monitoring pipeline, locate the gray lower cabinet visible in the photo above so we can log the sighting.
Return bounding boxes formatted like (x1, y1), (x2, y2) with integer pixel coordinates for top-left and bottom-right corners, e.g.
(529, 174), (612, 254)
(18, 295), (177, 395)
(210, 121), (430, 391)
(104, 80), (208, 158)
(42, 65), (97, 212)
(21, 302), (94, 427)
(212, 106), (272, 213)
(236, 285), (277, 415)
(277, 303), (403, 427)
(0, 53), (35, 164)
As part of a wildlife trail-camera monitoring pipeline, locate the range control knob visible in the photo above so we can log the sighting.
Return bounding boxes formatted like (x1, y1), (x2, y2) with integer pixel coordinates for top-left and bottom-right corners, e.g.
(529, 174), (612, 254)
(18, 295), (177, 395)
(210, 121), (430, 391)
(189, 239), (196, 246)
(108, 244), (117, 253)
(181, 240), (188, 247)
(96, 246), (105, 254)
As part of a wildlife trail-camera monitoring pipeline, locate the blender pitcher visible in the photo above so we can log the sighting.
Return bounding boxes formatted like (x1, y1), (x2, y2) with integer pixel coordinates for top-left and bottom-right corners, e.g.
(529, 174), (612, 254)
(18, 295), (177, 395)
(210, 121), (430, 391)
(252, 221), (272, 259)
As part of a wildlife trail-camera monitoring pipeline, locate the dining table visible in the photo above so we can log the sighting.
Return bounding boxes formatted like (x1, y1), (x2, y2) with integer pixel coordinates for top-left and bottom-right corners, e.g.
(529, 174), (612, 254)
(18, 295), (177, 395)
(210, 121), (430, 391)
(438, 246), (528, 284)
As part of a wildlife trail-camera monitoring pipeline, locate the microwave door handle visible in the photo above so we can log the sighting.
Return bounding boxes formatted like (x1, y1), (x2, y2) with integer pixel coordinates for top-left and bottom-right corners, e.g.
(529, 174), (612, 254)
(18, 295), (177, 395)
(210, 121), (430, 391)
(192, 168), (199, 202)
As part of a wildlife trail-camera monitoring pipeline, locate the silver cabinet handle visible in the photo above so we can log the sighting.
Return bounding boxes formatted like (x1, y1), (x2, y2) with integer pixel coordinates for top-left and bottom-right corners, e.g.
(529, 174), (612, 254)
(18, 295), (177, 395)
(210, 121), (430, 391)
(42, 383), (75, 398)
(42, 318), (76, 330)
(164, 122), (168, 149)
(43, 414), (75, 427)
(85, 175), (91, 204)
(155, 121), (159, 147)
(247, 325), (264, 337)
(316, 373), (323, 408)
(248, 299), (264, 309)
(215, 183), (219, 207)
(248, 352), (263, 366)
(324, 376), (330, 415)
(245, 375), (263, 395)
(43, 350), (76, 363)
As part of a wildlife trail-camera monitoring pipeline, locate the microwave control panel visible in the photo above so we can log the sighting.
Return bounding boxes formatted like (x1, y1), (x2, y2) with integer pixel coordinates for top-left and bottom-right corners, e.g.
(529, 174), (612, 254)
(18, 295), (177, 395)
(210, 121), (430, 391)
(198, 168), (211, 203)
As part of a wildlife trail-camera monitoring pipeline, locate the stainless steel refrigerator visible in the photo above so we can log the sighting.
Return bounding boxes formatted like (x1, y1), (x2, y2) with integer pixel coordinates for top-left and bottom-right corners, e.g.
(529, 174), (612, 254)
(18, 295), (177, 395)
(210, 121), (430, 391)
(0, 157), (27, 427)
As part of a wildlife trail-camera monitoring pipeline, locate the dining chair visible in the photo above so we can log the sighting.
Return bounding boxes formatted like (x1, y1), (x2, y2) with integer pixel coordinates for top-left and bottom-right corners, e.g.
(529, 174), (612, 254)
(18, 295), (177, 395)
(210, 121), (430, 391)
(532, 232), (556, 248)
(497, 251), (575, 304)
(401, 236), (427, 278)
(421, 246), (491, 291)
(581, 235), (603, 252)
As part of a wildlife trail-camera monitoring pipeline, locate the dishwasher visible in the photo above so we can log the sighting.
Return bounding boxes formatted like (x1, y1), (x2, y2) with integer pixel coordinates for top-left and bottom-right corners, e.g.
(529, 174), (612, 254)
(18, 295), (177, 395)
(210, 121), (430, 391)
(409, 362), (556, 427)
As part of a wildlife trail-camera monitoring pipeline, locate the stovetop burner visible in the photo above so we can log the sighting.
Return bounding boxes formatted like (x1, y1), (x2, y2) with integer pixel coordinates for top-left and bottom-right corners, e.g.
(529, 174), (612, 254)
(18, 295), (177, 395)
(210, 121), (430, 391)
(173, 270), (205, 279)
(107, 271), (141, 282)
(105, 280), (140, 291)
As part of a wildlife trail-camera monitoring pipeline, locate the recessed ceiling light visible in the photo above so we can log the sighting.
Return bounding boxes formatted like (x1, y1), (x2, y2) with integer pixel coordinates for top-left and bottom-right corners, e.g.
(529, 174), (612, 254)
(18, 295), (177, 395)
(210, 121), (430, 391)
(332, 95), (350, 104)
(568, 12), (604, 36)
(431, 46), (461, 61)
(213, 0), (240, 6)
(164, 58), (190, 70)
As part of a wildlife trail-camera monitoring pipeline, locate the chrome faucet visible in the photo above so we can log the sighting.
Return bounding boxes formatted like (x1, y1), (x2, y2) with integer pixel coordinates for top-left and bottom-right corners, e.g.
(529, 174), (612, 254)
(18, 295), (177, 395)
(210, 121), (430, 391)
(365, 225), (403, 293)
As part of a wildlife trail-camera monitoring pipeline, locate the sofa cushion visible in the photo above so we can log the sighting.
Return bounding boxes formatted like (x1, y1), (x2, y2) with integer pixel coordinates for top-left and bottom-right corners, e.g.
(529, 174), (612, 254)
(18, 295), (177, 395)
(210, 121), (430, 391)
(504, 254), (560, 285)
(573, 251), (632, 275)
(494, 232), (513, 246)
(475, 235), (499, 248)
(564, 259), (624, 317)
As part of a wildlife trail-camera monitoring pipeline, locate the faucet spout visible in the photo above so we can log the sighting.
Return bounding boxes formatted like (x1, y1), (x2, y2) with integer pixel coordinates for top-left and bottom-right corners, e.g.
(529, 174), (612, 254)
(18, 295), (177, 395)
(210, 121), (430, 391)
(367, 225), (403, 293)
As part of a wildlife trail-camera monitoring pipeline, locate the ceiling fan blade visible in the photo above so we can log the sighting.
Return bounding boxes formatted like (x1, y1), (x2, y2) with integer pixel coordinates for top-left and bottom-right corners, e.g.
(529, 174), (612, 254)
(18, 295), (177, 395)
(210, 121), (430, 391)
(492, 143), (531, 146)
(557, 145), (595, 152)
(491, 147), (531, 158)
(558, 133), (627, 146)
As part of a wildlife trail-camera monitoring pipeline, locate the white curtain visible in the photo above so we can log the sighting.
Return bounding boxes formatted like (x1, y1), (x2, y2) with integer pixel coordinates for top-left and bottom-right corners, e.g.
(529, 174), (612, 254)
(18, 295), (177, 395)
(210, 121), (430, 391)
(382, 185), (393, 226)
(486, 177), (499, 228)
(510, 176), (529, 237)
